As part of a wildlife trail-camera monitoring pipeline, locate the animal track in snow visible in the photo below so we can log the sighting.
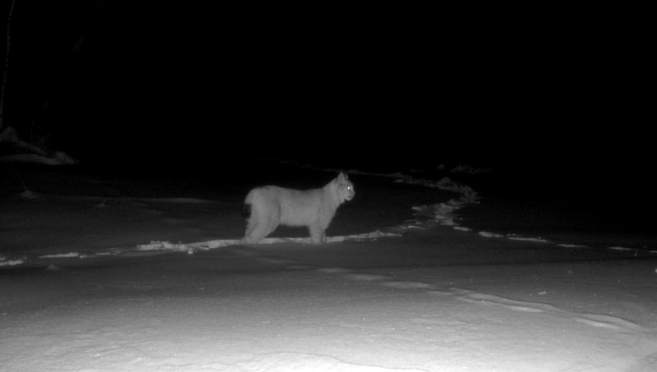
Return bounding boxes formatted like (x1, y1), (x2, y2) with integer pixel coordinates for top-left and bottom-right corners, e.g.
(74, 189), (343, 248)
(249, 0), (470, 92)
(258, 257), (297, 265)
(573, 314), (646, 332)
(344, 273), (390, 281)
(382, 281), (435, 290)
(315, 267), (353, 274)
(229, 251), (651, 335)
(288, 264), (316, 270)
(225, 352), (428, 372)
(451, 288), (647, 333)
(456, 290), (560, 313)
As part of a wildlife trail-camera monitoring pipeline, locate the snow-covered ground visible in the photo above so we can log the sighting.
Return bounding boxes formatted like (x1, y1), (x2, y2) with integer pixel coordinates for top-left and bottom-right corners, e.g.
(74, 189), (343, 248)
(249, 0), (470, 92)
(1, 159), (657, 372)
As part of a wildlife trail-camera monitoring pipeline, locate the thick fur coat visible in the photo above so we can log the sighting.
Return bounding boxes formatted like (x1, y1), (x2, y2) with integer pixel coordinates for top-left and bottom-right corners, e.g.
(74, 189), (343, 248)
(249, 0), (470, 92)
(242, 173), (355, 244)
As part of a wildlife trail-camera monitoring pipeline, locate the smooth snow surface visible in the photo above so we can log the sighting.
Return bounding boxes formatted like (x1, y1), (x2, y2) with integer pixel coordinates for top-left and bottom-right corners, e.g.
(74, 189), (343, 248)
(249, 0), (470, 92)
(2, 229), (657, 372)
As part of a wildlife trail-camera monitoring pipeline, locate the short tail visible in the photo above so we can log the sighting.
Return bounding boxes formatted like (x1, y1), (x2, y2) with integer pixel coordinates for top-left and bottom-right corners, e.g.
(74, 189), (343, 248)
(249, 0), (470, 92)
(242, 189), (256, 219)
(242, 203), (252, 219)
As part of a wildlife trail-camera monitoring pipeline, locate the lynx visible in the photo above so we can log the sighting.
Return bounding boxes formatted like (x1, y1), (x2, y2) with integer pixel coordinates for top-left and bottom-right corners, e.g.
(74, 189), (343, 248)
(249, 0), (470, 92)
(242, 173), (355, 244)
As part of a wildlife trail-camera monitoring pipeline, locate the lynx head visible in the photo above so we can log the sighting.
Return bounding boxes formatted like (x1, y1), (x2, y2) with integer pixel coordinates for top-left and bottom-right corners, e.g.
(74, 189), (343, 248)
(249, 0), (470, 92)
(335, 172), (355, 203)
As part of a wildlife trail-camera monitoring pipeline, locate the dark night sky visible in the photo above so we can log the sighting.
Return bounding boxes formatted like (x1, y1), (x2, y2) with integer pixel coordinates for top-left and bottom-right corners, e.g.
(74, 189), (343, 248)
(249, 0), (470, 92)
(2, 4), (653, 177)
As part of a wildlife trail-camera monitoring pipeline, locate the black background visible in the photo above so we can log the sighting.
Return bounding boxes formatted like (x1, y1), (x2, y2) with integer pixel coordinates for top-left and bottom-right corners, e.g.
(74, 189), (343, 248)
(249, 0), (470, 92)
(2, 4), (653, 181)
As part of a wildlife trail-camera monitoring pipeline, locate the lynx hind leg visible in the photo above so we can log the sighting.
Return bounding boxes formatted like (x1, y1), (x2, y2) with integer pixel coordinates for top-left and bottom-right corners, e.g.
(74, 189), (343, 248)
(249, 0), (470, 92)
(309, 224), (326, 244)
(243, 202), (280, 245)
(244, 219), (275, 244)
(242, 214), (261, 244)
